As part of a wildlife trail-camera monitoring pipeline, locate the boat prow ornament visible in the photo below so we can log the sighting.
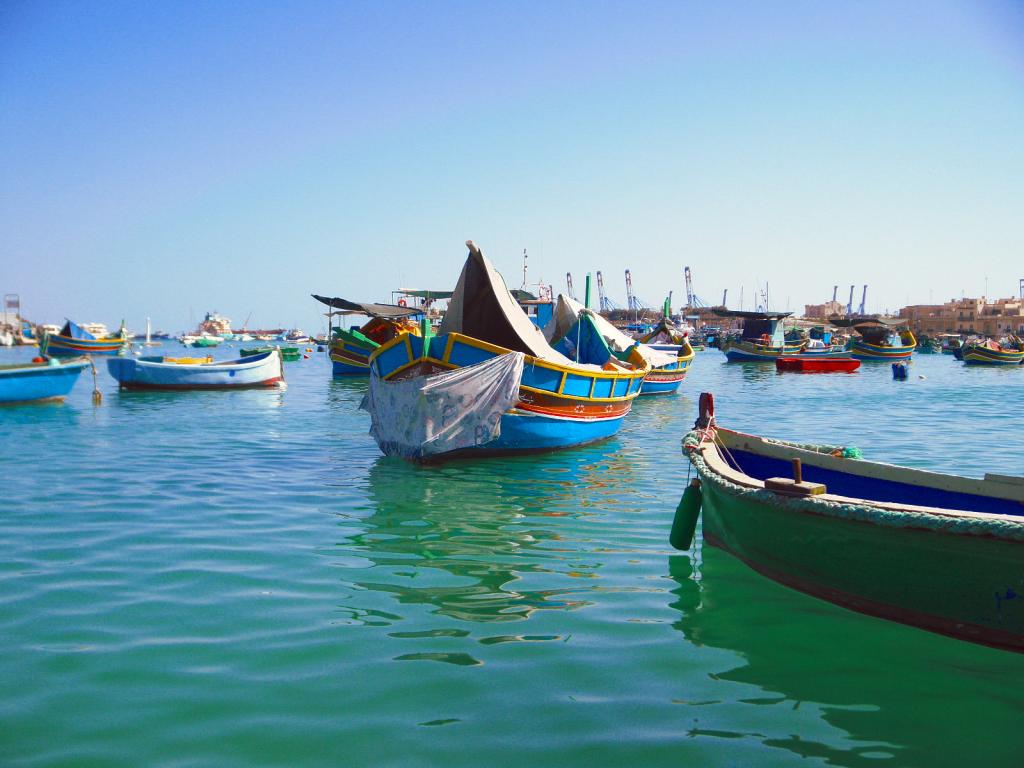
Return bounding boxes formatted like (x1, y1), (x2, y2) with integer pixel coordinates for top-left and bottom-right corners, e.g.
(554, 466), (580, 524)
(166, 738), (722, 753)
(695, 391), (715, 429)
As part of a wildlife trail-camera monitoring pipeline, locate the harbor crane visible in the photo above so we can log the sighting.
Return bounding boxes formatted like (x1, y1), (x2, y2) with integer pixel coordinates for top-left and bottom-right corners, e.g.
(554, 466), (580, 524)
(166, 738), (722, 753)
(624, 270), (649, 313)
(596, 271), (617, 312)
(625, 269), (637, 312)
(721, 289), (728, 308)
(858, 285), (868, 316)
(847, 285), (855, 315)
(832, 285), (838, 304)
(566, 273), (576, 301)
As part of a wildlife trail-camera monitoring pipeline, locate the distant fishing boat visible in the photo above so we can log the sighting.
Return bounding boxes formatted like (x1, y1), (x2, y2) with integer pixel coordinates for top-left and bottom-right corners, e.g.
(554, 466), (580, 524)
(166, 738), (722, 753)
(240, 345), (301, 361)
(43, 319), (128, 356)
(673, 393), (1024, 653)
(545, 295), (694, 395)
(916, 335), (941, 354)
(363, 241), (649, 460)
(0, 356), (91, 404)
(938, 333), (963, 355)
(107, 349), (284, 390)
(716, 310), (803, 361)
(960, 338), (1024, 366)
(312, 295), (422, 375)
(833, 318), (916, 360)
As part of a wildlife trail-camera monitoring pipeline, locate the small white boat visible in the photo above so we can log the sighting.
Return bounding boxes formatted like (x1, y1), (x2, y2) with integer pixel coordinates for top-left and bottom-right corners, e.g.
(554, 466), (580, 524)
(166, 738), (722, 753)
(107, 349), (284, 390)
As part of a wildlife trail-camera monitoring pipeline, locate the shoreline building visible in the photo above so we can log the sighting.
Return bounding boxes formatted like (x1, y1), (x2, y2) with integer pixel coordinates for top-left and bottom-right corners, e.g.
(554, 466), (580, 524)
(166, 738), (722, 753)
(803, 300), (845, 322)
(899, 297), (1024, 337)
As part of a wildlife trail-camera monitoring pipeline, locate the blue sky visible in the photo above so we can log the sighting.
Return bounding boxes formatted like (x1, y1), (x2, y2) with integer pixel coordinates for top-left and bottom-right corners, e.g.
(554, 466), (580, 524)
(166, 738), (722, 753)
(2, 1), (1022, 332)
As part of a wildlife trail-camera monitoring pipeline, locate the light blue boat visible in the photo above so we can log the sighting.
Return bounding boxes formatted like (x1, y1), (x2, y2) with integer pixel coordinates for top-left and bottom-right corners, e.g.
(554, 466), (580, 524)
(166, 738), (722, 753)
(107, 349), (284, 391)
(0, 357), (90, 404)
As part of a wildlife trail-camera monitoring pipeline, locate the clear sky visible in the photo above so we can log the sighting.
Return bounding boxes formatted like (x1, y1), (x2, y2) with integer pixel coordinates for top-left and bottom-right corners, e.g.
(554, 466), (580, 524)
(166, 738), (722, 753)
(2, 0), (1022, 333)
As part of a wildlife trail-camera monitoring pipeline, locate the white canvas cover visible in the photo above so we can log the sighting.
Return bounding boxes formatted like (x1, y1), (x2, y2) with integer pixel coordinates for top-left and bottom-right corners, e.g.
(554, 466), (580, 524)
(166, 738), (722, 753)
(360, 351), (525, 459)
(544, 295), (678, 368)
(441, 242), (592, 368)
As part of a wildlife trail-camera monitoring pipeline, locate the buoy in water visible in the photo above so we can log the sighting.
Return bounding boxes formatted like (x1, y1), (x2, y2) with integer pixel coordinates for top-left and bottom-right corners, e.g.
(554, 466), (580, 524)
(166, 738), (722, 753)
(892, 362), (908, 381)
(670, 479), (702, 551)
(317, 345), (325, 353)
(303, 354), (309, 359)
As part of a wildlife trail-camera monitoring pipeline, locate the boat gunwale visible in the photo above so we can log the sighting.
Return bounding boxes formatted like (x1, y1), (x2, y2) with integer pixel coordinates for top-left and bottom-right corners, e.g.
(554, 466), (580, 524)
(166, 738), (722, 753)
(687, 428), (1024, 534)
(128, 350), (280, 371)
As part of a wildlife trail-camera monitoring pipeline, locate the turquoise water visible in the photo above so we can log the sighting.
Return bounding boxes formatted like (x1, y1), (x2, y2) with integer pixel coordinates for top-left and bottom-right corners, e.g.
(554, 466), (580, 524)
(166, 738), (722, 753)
(2, 347), (1023, 767)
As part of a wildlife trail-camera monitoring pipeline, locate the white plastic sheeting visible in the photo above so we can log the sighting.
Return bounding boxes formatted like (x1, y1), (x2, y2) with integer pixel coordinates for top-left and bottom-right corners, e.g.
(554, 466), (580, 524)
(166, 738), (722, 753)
(544, 295), (679, 368)
(361, 351), (525, 459)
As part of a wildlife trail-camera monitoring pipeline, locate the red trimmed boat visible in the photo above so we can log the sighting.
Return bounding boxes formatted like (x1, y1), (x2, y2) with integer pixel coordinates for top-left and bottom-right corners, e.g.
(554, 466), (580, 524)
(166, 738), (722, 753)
(776, 356), (860, 373)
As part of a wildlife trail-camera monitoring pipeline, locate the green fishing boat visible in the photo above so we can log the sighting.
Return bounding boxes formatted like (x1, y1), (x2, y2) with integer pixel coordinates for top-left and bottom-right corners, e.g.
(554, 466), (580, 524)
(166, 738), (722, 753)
(241, 345), (301, 361)
(672, 392), (1024, 653)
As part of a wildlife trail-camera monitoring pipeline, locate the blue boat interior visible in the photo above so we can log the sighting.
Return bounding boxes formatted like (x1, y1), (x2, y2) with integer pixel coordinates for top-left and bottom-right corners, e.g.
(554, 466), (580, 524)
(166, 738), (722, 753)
(725, 447), (1024, 517)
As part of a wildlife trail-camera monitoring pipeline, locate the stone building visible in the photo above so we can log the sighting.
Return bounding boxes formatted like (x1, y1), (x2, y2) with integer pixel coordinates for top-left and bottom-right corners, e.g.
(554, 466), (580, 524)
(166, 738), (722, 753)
(899, 297), (1024, 337)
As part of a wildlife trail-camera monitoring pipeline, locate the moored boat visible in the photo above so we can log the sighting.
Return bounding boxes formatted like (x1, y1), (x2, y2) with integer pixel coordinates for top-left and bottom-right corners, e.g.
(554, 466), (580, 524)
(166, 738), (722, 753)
(775, 356), (860, 373)
(674, 393), (1024, 653)
(0, 356), (90, 404)
(107, 349), (284, 390)
(716, 310), (803, 362)
(961, 338), (1024, 366)
(545, 295), (694, 395)
(313, 296), (422, 375)
(363, 241), (649, 460)
(43, 320), (128, 356)
(240, 345), (301, 361)
(842, 319), (916, 361)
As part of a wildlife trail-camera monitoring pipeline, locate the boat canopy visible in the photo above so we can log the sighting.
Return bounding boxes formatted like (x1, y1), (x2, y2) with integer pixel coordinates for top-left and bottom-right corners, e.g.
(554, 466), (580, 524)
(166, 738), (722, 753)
(312, 296), (421, 319)
(59, 320), (96, 340)
(395, 289), (454, 300)
(545, 295), (677, 367)
(439, 241), (584, 367)
(828, 315), (906, 329)
(713, 310), (792, 320)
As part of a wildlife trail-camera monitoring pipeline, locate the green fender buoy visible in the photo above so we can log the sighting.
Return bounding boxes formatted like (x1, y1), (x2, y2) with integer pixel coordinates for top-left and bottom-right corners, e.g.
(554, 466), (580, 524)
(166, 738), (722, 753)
(670, 479), (702, 551)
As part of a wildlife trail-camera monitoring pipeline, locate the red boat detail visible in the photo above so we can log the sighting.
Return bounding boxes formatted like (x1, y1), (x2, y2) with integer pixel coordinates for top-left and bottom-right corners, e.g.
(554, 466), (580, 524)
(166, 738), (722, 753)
(776, 356), (861, 373)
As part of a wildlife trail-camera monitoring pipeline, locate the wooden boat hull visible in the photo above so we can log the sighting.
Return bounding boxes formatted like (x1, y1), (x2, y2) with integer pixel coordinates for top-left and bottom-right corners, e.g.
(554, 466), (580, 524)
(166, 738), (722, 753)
(107, 350), (283, 390)
(241, 346), (301, 362)
(45, 334), (126, 356)
(848, 339), (915, 360)
(639, 351), (694, 395)
(775, 356), (860, 373)
(962, 345), (1024, 366)
(329, 336), (374, 375)
(370, 331), (646, 456)
(0, 358), (89, 404)
(683, 420), (1024, 652)
(721, 339), (803, 362)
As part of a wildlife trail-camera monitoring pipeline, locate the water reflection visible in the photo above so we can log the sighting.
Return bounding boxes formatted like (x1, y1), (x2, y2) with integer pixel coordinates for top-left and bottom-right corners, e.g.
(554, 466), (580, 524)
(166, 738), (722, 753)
(339, 443), (642, 624)
(667, 547), (1024, 766)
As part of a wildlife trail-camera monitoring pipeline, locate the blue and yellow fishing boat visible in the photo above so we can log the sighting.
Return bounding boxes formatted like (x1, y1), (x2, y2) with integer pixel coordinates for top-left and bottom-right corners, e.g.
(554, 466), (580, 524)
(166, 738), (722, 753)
(842, 320), (916, 361)
(313, 296), (422, 375)
(44, 320), (128, 356)
(363, 242), (649, 460)
(961, 337), (1024, 366)
(716, 310), (803, 362)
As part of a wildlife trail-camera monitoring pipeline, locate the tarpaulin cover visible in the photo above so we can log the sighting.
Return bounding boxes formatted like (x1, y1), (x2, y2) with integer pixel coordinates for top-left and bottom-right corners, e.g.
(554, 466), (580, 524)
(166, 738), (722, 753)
(59, 320), (96, 340)
(545, 295), (678, 368)
(440, 242), (589, 367)
(360, 351), (525, 459)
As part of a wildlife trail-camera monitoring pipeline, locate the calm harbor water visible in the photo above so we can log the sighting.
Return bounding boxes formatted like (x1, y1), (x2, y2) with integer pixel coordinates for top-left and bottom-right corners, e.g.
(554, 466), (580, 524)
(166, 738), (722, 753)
(1, 346), (1022, 767)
